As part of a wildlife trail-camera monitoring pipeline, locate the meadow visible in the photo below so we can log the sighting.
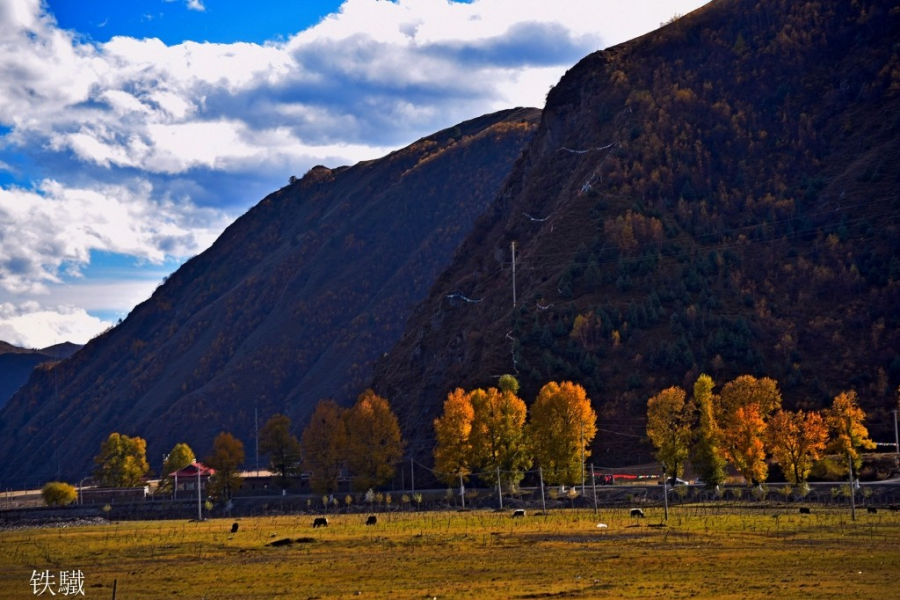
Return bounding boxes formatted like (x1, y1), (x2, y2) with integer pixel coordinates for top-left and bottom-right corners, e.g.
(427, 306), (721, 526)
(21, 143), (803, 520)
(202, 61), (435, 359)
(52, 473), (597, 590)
(1, 504), (899, 599)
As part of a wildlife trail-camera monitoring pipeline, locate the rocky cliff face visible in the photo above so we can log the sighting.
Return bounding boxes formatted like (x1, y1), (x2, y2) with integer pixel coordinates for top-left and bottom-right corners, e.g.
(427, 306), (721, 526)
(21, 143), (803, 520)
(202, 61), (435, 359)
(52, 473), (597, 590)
(372, 0), (900, 463)
(0, 108), (540, 486)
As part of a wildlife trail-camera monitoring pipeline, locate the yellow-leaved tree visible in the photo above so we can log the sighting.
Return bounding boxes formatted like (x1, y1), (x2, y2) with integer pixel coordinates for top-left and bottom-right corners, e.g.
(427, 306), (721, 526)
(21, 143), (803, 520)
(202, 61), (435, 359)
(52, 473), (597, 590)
(766, 409), (829, 485)
(93, 432), (150, 488)
(646, 386), (694, 483)
(469, 377), (531, 491)
(205, 432), (245, 500)
(344, 389), (404, 492)
(301, 399), (347, 495)
(158, 442), (195, 495)
(825, 390), (875, 472)
(690, 374), (727, 488)
(260, 414), (302, 491)
(433, 388), (475, 487)
(528, 381), (596, 486)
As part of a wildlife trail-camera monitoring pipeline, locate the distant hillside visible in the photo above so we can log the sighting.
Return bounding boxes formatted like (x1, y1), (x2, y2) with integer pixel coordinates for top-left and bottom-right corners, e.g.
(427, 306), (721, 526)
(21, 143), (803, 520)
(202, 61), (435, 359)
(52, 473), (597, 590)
(0, 108), (540, 486)
(372, 0), (900, 464)
(0, 342), (81, 410)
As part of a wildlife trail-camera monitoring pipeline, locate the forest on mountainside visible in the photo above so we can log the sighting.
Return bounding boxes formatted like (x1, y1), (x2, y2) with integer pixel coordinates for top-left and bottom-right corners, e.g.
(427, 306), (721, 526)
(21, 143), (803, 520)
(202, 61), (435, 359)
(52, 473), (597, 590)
(372, 0), (900, 465)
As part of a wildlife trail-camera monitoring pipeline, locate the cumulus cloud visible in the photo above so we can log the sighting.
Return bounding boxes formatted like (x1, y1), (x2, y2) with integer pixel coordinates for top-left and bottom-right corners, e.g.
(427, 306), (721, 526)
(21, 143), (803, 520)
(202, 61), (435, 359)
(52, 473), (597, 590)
(0, 0), (711, 346)
(0, 302), (111, 348)
(0, 179), (230, 294)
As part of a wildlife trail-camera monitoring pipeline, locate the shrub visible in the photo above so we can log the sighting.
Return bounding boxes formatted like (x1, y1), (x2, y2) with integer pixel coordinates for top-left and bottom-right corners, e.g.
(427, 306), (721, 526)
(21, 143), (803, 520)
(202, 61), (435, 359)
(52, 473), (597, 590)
(41, 481), (77, 507)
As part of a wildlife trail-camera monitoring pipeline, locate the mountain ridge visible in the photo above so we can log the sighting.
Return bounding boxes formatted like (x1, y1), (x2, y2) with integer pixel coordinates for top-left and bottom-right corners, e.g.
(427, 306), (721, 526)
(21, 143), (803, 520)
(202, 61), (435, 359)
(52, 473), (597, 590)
(0, 107), (540, 486)
(370, 0), (900, 463)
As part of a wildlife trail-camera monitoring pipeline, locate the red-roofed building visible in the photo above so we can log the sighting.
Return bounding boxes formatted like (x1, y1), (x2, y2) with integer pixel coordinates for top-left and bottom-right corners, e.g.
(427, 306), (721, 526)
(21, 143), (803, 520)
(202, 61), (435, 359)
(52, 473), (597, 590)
(171, 462), (215, 498)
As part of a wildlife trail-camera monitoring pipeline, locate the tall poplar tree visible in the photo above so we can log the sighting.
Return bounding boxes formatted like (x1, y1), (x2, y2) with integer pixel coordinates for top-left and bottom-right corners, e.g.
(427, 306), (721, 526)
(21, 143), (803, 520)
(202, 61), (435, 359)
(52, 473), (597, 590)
(301, 399), (347, 495)
(528, 381), (596, 486)
(343, 389), (404, 492)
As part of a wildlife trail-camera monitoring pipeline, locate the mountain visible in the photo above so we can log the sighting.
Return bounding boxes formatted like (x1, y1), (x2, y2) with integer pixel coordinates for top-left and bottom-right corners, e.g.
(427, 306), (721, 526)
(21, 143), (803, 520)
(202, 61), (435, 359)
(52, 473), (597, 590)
(371, 0), (900, 464)
(0, 342), (81, 410)
(0, 108), (540, 486)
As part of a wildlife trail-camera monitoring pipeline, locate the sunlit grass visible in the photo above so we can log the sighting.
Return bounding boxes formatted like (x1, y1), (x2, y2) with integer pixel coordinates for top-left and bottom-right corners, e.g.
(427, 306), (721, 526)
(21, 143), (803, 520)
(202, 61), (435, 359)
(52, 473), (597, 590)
(1, 505), (898, 599)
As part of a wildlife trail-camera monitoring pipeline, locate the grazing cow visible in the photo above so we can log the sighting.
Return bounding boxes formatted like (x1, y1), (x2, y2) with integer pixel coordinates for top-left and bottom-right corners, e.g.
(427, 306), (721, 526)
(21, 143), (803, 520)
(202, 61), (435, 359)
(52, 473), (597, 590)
(231, 522), (239, 534)
(889, 505), (900, 512)
(313, 517), (329, 528)
(630, 508), (645, 518)
(366, 515), (378, 526)
(512, 509), (526, 518)
(799, 507), (811, 515)
(867, 507), (877, 514)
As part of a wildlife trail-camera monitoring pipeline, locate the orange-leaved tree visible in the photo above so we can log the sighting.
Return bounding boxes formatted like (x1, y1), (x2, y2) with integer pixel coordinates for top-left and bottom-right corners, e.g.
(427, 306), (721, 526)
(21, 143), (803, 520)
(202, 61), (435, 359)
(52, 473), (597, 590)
(433, 388), (475, 487)
(766, 409), (829, 485)
(301, 399), (347, 495)
(344, 389), (404, 492)
(723, 404), (769, 485)
(718, 375), (782, 485)
(646, 386), (694, 483)
(528, 381), (596, 487)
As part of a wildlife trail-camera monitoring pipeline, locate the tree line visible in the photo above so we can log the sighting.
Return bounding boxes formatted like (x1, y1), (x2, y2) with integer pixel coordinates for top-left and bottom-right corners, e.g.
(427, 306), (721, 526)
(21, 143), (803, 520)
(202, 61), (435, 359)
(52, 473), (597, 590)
(646, 373), (878, 490)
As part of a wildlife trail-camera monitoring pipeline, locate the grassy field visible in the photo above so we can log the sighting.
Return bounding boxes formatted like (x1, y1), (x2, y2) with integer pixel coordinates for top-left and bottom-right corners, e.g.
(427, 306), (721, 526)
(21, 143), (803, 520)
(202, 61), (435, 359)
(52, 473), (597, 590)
(1, 505), (899, 599)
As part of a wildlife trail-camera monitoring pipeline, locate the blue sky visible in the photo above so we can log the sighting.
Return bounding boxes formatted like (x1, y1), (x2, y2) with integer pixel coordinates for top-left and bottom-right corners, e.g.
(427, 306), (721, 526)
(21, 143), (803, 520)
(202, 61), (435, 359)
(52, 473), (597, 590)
(0, 0), (710, 348)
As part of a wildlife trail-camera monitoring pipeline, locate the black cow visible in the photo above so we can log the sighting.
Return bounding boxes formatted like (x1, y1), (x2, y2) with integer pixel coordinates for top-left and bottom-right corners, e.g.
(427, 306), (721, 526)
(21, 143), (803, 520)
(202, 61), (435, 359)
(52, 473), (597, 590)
(867, 507), (878, 514)
(799, 507), (811, 514)
(366, 515), (377, 526)
(512, 509), (526, 518)
(313, 517), (329, 528)
(231, 522), (239, 534)
(630, 508), (645, 518)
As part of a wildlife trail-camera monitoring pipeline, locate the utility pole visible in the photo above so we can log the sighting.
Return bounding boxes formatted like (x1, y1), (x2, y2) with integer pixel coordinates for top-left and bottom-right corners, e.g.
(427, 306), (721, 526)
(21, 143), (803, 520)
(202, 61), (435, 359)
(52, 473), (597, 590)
(580, 422), (586, 497)
(411, 457), (415, 492)
(848, 452), (856, 522)
(511, 241), (517, 307)
(893, 409), (899, 470)
(254, 404), (259, 476)
(539, 467), (546, 514)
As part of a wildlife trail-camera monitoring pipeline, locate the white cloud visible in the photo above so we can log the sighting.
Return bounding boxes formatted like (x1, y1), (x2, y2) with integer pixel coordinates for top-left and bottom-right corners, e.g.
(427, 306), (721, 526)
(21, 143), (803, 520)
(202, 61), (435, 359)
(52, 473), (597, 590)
(0, 0), (712, 347)
(0, 302), (111, 348)
(0, 179), (231, 294)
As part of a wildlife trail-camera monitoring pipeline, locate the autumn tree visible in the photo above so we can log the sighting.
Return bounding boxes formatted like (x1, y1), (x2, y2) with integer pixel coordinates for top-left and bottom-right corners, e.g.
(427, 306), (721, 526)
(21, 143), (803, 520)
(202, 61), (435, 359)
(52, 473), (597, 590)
(157, 442), (196, 495)
(718, 375), (782, 485)
(690, 374), (727, 488)
(470, 382), (532, 491)
(433, 388), (475, 486)
(301, 399), (347, 495)
(825, 390), (875, 472)
(646, 386), (694, 483)
(767, 409), (829, 485)
(260, 414), (302, 490)
(41, 481), (77, 506)
(206, 432), (245, 500)
(528, 381), (596, 487)
(93, 433), (150, 488)
(723, 404), (768, 485)
(344, 390), (404, 492)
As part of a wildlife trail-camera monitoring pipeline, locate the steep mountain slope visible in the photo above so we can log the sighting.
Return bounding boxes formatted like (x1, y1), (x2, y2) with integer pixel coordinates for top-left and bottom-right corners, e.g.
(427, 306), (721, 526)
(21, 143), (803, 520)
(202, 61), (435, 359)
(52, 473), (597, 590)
(0, 342), (81, 410)
(0, 108), (540, 486)
(372, 0), (900, 464)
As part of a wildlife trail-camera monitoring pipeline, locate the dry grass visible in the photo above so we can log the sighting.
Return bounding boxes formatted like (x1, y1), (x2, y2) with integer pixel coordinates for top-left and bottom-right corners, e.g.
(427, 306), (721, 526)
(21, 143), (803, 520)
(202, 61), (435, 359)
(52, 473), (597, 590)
(1, 505), (899, 599)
